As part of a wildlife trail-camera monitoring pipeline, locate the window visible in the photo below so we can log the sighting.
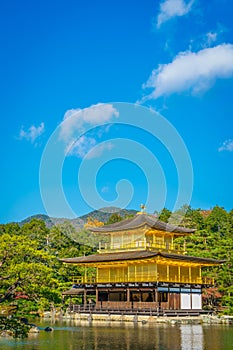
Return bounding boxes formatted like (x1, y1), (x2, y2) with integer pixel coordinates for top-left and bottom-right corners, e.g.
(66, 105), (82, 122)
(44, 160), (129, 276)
(98, 291), (108, 302)
(158, 292), (168, 302)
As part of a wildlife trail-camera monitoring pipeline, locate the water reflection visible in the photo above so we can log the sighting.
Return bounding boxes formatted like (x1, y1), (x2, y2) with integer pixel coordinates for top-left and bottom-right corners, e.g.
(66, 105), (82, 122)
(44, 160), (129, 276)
(0, 319), (233, 350)
(180, 325), (203, 350)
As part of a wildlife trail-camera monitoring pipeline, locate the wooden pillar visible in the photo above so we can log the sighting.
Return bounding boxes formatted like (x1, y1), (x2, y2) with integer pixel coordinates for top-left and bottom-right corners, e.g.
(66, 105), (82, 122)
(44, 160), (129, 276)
(96, 288), (99, 302)
(84, 266), (87, 283)
(69, 296), (72, 310)
(178, 266), (181, 282)
(167, 265), (169, 282)
(167, 292), (170, 309)
(155, 263), (158, 281)
(96, 267), (99, 283)
(189, 267), (191, 283)
(84, 289), (87, 306)
(127, 288), (130, 302)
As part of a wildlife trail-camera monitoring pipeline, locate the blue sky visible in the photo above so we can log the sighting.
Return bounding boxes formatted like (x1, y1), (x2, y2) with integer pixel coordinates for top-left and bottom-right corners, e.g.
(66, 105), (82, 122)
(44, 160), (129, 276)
(1, 0), (233, 223)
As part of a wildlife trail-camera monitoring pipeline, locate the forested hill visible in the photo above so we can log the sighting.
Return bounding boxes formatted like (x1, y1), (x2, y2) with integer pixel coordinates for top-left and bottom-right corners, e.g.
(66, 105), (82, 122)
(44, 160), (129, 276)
(19, 207), (137, 229)
(79, 207), (137, 223)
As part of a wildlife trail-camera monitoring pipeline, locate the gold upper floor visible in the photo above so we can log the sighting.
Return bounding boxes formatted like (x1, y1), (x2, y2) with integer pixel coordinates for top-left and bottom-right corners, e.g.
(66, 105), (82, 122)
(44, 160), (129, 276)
(71, 258), (215, 286)
(98, 239), (186, 254)
(98, 228), (186, 254)
(90, 213), (195, 255)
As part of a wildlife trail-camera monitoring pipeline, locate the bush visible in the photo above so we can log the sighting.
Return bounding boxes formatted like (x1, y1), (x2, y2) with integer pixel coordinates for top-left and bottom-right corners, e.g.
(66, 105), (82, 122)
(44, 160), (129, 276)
(0, 317), (30, 338)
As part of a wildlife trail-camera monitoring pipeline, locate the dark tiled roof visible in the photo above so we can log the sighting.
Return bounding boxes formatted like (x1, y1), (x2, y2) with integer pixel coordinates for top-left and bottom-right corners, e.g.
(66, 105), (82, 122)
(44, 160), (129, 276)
(60, 250), (155, 264)
(90, 213), (195, 234)
(60, 250), (225, 265)
(161, 252), (225, 265)
(62, 288), (85, 295)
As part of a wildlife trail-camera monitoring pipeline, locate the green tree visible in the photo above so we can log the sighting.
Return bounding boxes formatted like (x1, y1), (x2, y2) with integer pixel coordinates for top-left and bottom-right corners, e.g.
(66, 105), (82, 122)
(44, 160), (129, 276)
(0, 222), (21, 236)
(227, 209), (233, 230)
(21, 219), (50, 249)
(205, 205), (229, 233)
(168, 205), (204, 229)
(174, 205), (233, 313)
(105, 213), (123, 225)
(158, 208), (171, 223)
(183, 207), (205, 229)
(0, 233), (59, 304)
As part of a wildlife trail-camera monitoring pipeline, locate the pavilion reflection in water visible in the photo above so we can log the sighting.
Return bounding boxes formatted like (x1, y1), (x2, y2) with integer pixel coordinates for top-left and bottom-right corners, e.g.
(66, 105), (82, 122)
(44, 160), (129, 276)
(62, 320), (205, 350)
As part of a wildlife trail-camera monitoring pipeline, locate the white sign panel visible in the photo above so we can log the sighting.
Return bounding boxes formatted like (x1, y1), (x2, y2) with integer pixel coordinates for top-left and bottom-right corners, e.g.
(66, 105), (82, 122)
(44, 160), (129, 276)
(192, 293), (202, 309)
(181, 293), (191, 309)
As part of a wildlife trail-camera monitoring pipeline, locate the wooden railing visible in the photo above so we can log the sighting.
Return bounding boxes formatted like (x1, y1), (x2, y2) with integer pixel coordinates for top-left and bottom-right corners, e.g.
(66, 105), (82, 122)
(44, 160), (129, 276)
(72, 275), (214, 285)
(96, 301), (159, 310)
(68, 304), (212, 316)
(73, 276), (96, 284)
(98, 241), (186, 254)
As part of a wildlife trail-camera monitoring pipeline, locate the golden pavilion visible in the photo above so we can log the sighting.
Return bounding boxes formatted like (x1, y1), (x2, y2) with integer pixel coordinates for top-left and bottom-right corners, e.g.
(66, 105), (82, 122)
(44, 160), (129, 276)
(61, 212), (224, 312)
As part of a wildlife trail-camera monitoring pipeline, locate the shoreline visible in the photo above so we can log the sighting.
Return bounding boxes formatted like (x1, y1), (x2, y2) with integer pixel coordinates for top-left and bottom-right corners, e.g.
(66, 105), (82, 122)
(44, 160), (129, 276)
(1, 314), (232, 339)
(43, 312), (233, 325)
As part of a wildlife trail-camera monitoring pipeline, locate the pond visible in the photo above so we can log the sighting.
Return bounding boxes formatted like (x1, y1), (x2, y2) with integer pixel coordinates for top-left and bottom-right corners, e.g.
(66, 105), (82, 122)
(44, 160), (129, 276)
(0, 319), (233, 350)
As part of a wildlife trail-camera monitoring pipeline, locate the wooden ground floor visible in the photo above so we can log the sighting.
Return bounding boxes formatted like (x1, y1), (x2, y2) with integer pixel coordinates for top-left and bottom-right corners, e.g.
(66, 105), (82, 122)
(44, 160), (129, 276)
(62, 282), (203, 311)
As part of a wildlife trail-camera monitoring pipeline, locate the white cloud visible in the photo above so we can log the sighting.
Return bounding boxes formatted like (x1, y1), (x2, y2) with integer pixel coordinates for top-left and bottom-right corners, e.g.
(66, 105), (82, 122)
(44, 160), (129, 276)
(206, 32), (218, 47)
(60, 103), (118, 159)
(218, 139), (233, 152)
(65, 134), (114, 160)
(60, 103), (119, 143)
(85, 142), (114, 159)
(19, 122), (45, 143)
(142, 44), (233, 100)
(188, 30), (220, 52)
(66, 136), (97, 158)
(157, 0), (194, 28)
(201, 24), (226, 49)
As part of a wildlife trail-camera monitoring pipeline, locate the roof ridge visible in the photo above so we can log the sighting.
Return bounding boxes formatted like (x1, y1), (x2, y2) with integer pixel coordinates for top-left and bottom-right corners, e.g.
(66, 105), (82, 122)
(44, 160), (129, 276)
(90, 212), (196, 233)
